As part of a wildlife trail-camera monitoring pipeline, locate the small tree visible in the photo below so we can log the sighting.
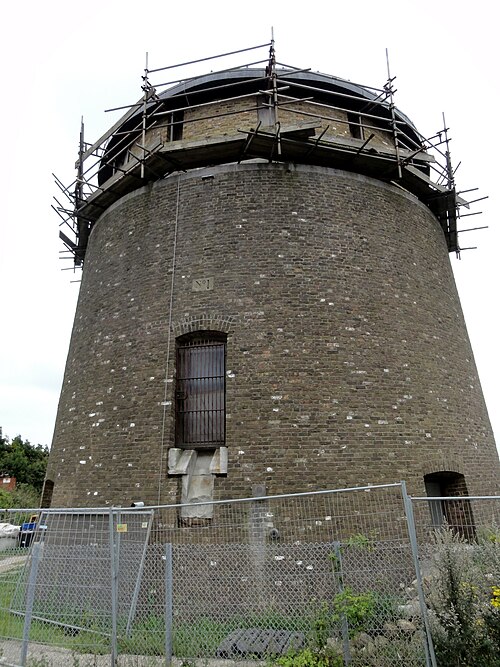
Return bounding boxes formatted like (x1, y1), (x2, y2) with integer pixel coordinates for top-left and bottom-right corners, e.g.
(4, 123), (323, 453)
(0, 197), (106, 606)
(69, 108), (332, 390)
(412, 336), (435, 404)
(0, 433), (49, 508)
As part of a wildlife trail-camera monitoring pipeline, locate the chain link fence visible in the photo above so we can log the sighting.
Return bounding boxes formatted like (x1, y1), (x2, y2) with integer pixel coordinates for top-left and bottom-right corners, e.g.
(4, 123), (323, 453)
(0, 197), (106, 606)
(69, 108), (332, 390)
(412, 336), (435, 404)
(1, 484), (498, 667)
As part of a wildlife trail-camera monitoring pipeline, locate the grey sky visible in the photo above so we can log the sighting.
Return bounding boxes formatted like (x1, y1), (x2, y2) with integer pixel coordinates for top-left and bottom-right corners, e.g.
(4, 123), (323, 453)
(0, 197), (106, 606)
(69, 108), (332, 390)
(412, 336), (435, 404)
(0, 0), (498, 455)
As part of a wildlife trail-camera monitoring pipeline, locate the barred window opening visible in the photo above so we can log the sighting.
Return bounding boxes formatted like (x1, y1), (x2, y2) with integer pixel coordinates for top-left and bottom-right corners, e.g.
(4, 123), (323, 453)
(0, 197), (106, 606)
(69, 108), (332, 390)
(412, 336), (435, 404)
(175, 332), (226, 448)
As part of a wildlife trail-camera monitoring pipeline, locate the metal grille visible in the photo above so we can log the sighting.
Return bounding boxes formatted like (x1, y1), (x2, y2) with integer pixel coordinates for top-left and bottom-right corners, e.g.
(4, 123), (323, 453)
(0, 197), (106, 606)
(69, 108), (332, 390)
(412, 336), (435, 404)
(175, 333), (225, 448)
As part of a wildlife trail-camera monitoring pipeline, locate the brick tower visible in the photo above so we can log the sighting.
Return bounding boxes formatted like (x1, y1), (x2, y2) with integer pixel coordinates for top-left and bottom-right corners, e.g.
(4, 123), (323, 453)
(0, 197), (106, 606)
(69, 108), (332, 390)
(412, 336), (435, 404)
(44, 43), (499, 515)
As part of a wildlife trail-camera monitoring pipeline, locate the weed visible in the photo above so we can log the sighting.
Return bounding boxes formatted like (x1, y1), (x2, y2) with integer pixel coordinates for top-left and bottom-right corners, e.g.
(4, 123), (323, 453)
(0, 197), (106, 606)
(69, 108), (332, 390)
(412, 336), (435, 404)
(273, 647), (343, 667)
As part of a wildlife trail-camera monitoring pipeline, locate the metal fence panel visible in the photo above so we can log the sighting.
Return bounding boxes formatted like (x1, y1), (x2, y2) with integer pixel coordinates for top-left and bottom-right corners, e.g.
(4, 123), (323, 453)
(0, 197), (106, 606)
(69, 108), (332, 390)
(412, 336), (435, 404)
(0, 484), (441, 666)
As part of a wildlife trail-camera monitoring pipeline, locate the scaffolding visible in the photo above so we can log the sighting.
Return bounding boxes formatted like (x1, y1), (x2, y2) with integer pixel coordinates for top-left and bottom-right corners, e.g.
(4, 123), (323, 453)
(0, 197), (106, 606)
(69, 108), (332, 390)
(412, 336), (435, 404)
(53, 38), (486, 268)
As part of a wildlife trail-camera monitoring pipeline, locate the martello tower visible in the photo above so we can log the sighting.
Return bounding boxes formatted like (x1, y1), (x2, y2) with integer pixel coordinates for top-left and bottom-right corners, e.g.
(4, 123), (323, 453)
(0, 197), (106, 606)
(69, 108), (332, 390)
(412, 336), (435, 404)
(45, 42), (499, 513)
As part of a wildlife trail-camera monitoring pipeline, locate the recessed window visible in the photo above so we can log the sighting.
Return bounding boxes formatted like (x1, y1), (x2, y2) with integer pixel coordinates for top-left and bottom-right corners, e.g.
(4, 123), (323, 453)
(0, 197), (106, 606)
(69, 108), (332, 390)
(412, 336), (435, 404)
(167, 110), (184, 142)
(175, 332), (226, 449)
(41, 479), (54, 508)
(424, 471), (475, 539)
(347, 112), (364, 140)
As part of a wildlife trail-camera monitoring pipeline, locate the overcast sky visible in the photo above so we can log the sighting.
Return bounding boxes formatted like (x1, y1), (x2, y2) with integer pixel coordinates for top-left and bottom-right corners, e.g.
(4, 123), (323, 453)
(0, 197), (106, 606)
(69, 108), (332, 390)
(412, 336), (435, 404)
(0, 0), (498, 456)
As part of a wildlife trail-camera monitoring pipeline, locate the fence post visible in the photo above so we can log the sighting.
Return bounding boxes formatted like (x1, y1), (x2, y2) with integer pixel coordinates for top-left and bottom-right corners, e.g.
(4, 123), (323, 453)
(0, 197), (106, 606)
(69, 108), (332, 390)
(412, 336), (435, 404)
(109, 508), (118, 666)
(332, 541), (351, 665)
(401, 481), (437, 667)
(164, 543), (173, 667)
(20, 541), (43, 666)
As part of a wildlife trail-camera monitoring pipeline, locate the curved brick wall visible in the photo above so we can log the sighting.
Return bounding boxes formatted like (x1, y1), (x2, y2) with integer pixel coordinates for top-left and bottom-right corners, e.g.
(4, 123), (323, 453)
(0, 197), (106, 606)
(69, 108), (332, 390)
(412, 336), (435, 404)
(46, 162), (499, 507)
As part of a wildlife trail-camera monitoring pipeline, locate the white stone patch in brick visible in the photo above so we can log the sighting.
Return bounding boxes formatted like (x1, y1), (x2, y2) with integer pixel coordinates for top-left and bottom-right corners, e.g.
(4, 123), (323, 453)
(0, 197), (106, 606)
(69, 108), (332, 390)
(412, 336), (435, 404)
(426, 433), (432, 438)
(275, 581), (282, 587)
(254, 280), (260, 285)
(79, 460), (86, 465)
(384, 368), (389, 373)
(405, 440), (413, 445)
(238, 450), (245, 455)
(296, 560), (303, 566)
(236, 224), (242, 229)
(329, 302), (334, 306)
(93, 492), (98, 496)
(299, 218), (307, 222)
(273, 408), (279, 412)
(278, 254), (284, 258)
(226, 371), (235, 378)
(135, 483), (140, 488)
(341, 445), (347, 450)
(325, 516), (332, 521)
(210, 560), (217, 566)
(365, 424), (370, 428)
(315, 521), (322, 526)
(128, 463), (133, 467)
(403, 394), (413, 400)
(79, 446), (85, 450)
(275, 555), (285, 561)
(346, 415), (353, 420)
(130, 423), (135, 427)
(291, 211), (297, 215)
(89, 412), (96, 417)
(345, 326), (355, 331)
(320, 298), (325, 302)
(266, 467), (274, 472)
(271, 395), (283, 400)
(306, 565), (314, 570)
(277, 327), (283, 332)
(378, 420), (388, 425)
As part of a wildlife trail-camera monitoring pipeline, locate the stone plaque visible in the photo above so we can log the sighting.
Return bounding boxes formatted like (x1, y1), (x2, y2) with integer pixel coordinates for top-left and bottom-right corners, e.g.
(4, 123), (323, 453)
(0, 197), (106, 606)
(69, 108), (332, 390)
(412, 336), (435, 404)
(192, 277), (214, 291)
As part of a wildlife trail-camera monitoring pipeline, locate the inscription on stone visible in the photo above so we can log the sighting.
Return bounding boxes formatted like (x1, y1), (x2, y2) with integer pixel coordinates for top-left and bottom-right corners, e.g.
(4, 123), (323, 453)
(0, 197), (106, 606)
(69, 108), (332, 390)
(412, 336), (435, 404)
(192, 277), (214, 291)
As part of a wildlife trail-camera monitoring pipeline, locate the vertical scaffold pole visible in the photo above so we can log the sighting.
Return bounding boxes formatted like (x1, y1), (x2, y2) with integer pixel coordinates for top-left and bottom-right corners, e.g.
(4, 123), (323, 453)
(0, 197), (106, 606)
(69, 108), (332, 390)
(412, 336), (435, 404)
(141, 52), (149, 179)
(385, 49), (402, 179)
(268, 28), (281, 156)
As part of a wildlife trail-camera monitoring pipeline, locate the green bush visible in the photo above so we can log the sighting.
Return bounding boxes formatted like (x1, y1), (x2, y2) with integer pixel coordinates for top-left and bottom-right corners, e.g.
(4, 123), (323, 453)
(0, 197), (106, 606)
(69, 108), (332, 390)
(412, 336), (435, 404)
(426, 527), (500, 667)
